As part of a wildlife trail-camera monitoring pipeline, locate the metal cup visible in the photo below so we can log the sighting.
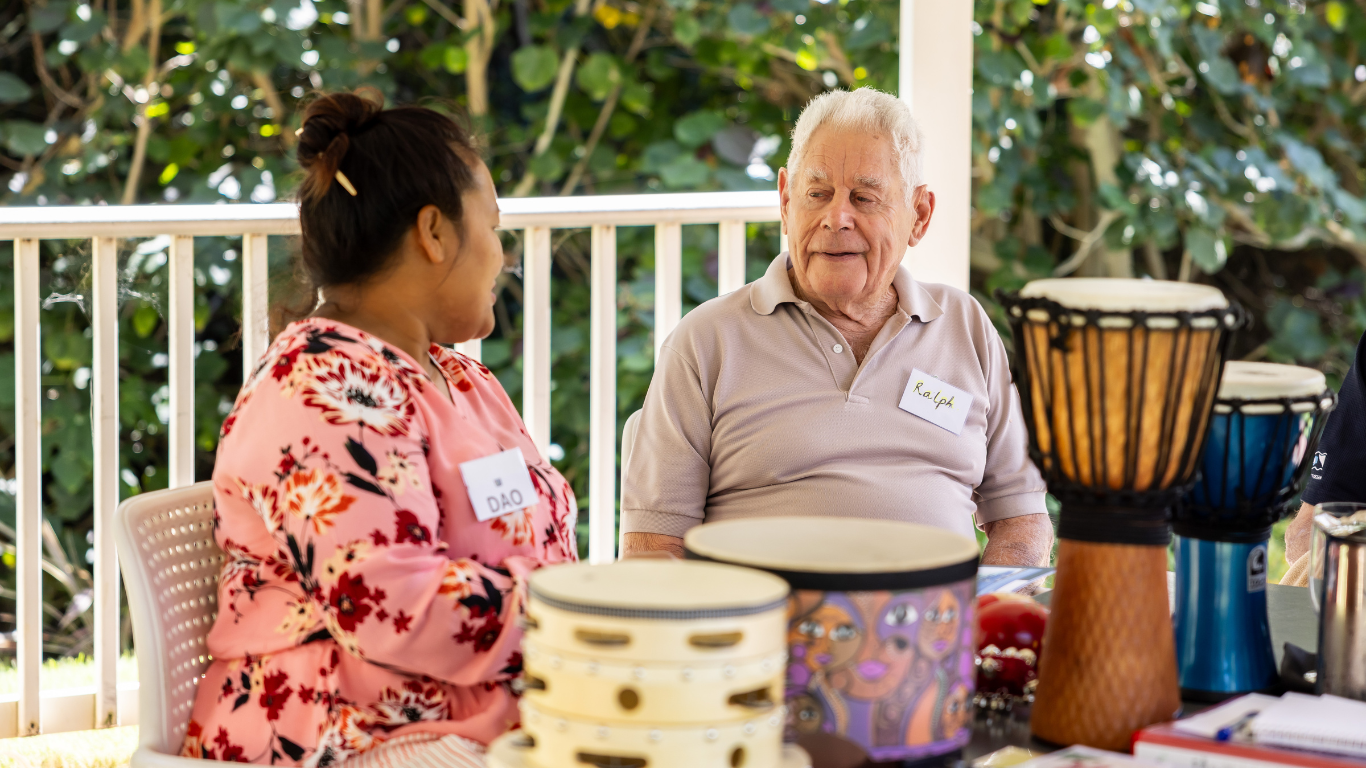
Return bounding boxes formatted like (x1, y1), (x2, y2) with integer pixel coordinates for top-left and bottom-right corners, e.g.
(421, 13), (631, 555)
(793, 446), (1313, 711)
(1308, 502), (1366, 700)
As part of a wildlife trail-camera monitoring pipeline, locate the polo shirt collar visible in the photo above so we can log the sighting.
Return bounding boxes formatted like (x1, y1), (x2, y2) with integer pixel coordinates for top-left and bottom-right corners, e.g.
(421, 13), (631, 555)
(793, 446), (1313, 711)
(750, 252), (944, 323)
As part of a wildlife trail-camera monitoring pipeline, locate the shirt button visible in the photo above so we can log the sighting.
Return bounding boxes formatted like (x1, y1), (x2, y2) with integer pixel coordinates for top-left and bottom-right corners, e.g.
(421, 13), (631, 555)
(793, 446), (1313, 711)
(832, 344), (844, 354)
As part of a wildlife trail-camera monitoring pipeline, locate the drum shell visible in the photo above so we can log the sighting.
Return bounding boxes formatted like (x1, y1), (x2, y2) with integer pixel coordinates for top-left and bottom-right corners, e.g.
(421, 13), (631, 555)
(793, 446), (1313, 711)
(524, 598), (788, 664)
(515, 700), (786, 768)
(522, 638), (787, 725)
(780, 579), (977, 765)
(1185, 407), (1316, 517)
(1018, 318), (1222, 492)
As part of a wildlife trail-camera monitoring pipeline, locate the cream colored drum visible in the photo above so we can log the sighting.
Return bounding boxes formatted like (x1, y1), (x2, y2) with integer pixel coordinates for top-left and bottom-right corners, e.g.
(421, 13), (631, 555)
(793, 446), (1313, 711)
(525, 561), (789, 665)
(522, 636), (785, 724)
(489, 701), (812, 768)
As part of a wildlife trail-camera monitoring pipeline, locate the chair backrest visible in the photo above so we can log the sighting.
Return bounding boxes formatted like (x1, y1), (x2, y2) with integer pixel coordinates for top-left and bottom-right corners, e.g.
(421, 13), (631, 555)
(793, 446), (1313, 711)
(617, 409), (643, 559)
(113, 481), (221, 756)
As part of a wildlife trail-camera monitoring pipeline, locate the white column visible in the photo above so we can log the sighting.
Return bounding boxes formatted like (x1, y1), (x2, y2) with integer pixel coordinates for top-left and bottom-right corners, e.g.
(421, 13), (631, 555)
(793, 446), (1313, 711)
(588, 224), (617, 564)
(653, 222), (682, 361)
(455, 339), (482, 361)
(522, 226), (552, 458)
(91, 237), (120, 728)
(241, 233), (270, 379)
(717, 220), (746, 295)
(169, 235), (195, 488)
(13, 238), (41, 737)
(900, 0), (972, 291)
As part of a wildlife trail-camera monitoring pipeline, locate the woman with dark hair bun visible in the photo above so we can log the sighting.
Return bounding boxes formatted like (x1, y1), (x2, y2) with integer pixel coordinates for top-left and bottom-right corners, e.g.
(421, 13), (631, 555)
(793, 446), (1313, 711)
(181, 89), (577, 768)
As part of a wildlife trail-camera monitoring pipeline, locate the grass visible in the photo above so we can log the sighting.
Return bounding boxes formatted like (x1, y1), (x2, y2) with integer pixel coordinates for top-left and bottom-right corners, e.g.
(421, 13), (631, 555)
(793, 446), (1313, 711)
(0, 656), (138, 695)
(0, 727), (137, 768)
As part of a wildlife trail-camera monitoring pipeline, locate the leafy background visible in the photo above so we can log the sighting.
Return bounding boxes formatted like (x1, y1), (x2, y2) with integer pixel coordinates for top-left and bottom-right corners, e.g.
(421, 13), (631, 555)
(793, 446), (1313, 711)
(0, 0), (1361, 657)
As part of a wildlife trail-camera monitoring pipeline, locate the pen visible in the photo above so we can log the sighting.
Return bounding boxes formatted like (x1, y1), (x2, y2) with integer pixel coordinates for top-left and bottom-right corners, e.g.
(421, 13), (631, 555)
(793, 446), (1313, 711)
(1216, 712), (1259, 741)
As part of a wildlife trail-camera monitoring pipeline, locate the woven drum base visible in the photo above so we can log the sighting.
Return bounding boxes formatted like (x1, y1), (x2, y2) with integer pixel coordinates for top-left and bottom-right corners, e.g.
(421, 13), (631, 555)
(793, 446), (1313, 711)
(487, 733), (812, 768)
(1030, 539), (1181, 751)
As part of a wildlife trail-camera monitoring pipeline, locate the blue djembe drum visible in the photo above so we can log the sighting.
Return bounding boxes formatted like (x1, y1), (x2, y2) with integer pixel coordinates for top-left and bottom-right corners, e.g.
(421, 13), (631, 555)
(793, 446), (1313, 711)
(1174, 361), (1335, 700)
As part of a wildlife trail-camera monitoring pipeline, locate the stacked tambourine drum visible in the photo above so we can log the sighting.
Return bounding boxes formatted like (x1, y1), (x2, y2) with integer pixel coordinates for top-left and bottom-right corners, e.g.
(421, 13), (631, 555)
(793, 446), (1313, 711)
(1174, 361), (1334, 699)
(488, 560), (811, 768)
(997, 278), (1245, 751)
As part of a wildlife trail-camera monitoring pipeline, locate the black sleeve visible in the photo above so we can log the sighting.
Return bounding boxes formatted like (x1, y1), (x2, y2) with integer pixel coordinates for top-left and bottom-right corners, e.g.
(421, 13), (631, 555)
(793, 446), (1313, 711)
(1302, 330), (1366, 505)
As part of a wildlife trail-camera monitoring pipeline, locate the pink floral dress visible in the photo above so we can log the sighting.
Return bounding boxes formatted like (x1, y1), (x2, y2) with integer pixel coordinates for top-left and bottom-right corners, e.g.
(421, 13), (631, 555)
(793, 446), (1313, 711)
(182, 319), (577, 767)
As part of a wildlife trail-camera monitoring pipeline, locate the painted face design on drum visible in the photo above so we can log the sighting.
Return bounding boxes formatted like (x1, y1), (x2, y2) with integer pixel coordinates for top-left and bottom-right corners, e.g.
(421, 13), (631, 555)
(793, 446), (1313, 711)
(918, 590), (961, 661)
(834, 592), (919, 700)
(789, 600), (862, 674)
(936, 681), (971, 740)
(789, 692), (829, 735)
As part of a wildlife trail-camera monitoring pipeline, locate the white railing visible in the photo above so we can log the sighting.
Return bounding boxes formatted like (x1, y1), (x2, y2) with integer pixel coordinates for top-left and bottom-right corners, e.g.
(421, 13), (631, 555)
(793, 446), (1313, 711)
(0, 189), (783, 736)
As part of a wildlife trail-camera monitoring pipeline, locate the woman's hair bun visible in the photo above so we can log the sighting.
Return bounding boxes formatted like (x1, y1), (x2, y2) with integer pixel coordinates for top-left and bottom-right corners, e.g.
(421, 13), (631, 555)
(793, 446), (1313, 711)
(296, 88), (384, 205)
(288, 89), (480, 295)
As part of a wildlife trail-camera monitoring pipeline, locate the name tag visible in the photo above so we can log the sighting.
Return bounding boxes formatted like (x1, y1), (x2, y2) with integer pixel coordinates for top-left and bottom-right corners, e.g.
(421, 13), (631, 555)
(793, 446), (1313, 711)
(459, 448), (538, 522)
(898, 369), (973, 436)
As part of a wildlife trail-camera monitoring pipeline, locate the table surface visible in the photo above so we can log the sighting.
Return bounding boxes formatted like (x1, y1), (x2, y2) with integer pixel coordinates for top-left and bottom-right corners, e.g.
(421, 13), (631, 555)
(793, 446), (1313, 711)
(963, 583), (1317, 761)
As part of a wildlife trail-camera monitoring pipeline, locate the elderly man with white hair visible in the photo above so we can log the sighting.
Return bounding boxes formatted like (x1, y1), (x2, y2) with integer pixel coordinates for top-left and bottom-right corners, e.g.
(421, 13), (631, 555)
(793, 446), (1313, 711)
(621, 89), (1053, 565)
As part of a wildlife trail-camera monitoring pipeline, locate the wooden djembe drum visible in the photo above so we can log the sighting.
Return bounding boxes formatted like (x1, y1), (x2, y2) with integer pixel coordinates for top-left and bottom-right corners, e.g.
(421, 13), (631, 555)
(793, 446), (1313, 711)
(996, 278), (1245, 751)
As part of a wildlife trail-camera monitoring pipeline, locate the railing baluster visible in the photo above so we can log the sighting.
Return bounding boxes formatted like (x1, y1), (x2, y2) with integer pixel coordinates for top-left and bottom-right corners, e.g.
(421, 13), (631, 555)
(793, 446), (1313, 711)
(717, 219), (746, 295)
(169, 236), (195, 488)
(653, 223), (682, 362)
(522, 226), (552, 458)
(14, 238), (41, 736)
(91, 237), (120, 728)
(588, 224), (616, 564)
(241, 233), (269, 379)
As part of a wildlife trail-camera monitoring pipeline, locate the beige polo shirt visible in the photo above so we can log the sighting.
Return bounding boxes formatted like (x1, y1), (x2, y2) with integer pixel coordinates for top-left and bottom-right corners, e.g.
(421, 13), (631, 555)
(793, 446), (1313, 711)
(620, 253), (1047, 542)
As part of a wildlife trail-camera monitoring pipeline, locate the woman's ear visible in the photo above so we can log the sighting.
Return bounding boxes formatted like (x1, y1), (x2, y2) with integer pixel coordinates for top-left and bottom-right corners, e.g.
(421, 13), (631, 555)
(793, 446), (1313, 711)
(414, 204), (459, 265)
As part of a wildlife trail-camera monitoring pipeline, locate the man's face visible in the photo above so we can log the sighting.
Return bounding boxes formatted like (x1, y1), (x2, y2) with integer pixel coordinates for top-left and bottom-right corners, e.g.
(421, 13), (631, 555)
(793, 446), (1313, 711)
(779, 127), (934, 308)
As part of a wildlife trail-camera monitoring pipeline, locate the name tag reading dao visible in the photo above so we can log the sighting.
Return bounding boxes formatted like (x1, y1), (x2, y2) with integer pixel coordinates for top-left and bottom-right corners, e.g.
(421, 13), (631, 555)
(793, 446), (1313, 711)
(459, 447), (538, 522)
(898, 369), (973, 436)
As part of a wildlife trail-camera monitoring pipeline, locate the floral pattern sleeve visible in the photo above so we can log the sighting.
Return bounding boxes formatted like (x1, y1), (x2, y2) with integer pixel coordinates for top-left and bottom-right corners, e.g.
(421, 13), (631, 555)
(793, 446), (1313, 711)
(185, 320), (577, 766)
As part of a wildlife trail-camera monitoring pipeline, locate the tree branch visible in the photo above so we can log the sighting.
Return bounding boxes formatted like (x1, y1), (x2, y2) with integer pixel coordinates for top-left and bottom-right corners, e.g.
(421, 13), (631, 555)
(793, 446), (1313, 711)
(510, 0), (593, 196)
(418, 0), (465, 28)
(121, 0), (162, 205)
(559, 2), (657, 196)
(1049, 209), (1121, 276)
(816, 29), (856, 85)
(31, 32), (87, 110)
(251, 70), (295, 148)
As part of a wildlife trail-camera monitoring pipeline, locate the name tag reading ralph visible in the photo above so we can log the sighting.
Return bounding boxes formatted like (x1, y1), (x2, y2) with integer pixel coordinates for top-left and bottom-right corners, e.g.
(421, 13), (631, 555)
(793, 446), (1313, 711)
(898, 369), (973, 436)
(459, 447), (538, 522)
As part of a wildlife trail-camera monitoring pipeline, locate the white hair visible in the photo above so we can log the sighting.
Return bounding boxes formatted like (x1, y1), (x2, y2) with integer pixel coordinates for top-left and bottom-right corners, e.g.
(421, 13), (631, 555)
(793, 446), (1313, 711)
(786, 88), (925, 196)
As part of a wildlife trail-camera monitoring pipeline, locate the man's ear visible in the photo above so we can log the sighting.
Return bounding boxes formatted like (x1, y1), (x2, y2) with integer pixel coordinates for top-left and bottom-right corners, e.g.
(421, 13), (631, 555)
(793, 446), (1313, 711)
(414, 204), (457, 265)
(777, 166), (790, 236)
(906, 186), (936, 248)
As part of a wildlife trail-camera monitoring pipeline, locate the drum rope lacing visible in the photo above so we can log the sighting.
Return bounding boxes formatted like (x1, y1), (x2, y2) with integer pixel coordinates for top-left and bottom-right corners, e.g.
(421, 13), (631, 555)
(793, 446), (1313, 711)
(1175, 391), (1336, 543)
(996, 292), (1249, 546)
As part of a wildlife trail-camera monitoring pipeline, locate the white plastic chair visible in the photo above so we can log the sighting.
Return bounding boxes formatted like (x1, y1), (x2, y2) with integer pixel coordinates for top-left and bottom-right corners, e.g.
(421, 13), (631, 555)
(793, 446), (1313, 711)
(113, 480), (230, 768)
(617, 409), (643, 559)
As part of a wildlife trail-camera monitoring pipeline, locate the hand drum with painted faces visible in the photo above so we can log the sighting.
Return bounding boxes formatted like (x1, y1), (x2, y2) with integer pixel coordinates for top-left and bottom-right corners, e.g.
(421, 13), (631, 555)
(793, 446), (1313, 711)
(488, 560), (811, 768)
(685, 517), (979, 768)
